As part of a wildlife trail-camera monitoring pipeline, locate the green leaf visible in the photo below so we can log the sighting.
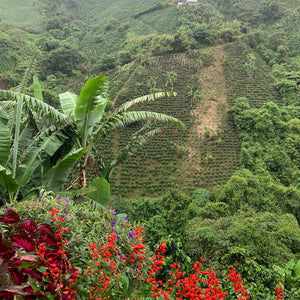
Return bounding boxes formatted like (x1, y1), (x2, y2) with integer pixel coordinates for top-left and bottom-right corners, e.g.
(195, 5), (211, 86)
(58, 185), (97, 197)
(16, 133), (65, 187)
(98, 110), (185, 139)
(86, 177), (110, 209)
(0, 90), (69, 125)
(0, 165), (19, 198)
(92, 96), (108, 130)
(0, 108), (10, 164)
(17, 49), (40, 94)
(12, 96), (23, 178)
(294, 259), (300, 279)
(44, 148), (87, 191)
(20, 261), (35, 269)
(59, 91), (77, 119)
(285, 259), (295, 276)
(37, 266), (47, 273)
(33, 75), (43, 101)
(116, 91), (177, 113)
(119, 274), (129, 291)
(274, 265), (285, 277)
(75, 75), (108, 146)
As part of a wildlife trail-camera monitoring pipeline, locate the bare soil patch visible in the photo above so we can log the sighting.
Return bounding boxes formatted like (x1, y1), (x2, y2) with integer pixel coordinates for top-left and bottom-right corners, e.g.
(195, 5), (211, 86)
(176, 46), (229, 190)
(0, 78), (9, 89)
(186, 46), (228, 159)
(191, 46), (228, 138)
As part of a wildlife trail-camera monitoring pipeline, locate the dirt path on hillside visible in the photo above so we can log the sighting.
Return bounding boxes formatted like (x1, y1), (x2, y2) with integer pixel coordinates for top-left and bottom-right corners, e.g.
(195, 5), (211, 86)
(186, 46), (228, 157)
(177, 46), (228, 185)
(192, 46), (227, 138)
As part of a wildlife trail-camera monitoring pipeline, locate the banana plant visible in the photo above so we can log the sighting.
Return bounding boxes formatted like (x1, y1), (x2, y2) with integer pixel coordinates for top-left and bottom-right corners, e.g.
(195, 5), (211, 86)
(0, 89), (85, 203)
(0, 74), (184, 207)
(59, 74), (185, 190)
(273, 259), (300, 289)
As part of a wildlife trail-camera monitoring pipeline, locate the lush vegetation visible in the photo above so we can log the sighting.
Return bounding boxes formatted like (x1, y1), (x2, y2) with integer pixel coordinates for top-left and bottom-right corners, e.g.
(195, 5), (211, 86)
(0, 0), (300, 298)
(0, 197), (284, 299)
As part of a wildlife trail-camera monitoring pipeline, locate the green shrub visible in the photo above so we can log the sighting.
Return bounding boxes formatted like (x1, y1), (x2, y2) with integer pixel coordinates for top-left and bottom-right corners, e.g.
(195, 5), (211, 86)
(186, 210), (300, 270)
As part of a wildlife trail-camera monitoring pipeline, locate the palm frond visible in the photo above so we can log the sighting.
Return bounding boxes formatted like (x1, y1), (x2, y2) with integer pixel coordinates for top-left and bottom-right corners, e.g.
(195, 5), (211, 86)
(0, 90), (69, 125)
(6, 124), (34, 169)
(16, 49), (40, 93)
(0, 165), (19, 202)
(12, 96), (23, 178)
(15, 132), (66, 188)
(105, 125), (162, 181)
(44, 148), (86, 192)
(33, 75), (43, 101)
(75, 75), (108, 145)
(0, 101), (16, 110)
(116, 92), (176, 113)
(92, 148), (107, 173)
(59, 91), (77, 119)
(96, 110), (185, 140)
(0, 108), (11, 165)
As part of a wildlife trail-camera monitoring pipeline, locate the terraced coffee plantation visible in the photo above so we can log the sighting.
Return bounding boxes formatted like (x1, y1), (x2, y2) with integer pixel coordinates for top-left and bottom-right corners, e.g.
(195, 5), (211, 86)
(100, 41), (281, 198)
(223, 42), (281, 107)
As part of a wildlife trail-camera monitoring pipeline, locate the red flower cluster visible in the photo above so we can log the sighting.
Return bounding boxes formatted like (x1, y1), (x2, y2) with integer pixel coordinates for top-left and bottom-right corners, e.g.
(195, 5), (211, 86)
(147, 243), (227, 299)
(275, 283), (284, 300)
(226, 266), (250, 300)
(85, 232), (120, 299)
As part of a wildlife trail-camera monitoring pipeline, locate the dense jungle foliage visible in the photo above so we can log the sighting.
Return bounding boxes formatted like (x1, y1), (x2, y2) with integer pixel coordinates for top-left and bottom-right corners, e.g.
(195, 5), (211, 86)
(0, 0), (300, 298)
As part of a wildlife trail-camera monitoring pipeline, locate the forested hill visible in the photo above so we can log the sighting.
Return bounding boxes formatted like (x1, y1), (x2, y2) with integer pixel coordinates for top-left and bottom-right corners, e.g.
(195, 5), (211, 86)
(0, 0), (299, 197)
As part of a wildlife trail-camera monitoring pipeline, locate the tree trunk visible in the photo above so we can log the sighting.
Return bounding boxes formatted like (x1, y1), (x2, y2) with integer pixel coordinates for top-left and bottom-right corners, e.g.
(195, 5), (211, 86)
(79, 156), (87, 189)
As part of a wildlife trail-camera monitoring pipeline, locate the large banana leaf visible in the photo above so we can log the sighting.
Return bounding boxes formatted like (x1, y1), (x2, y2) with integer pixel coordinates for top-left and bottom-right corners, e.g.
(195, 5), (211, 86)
(17, 49), (40, 94)
(85, 177), (110, 209)
(0, 165), (19, 202)
(0, 90), (69, 125)
(59, 91), (77, 119)
(43, 148), (86, 191)
(12, 96), (23, 177)
(33, 75), (43, 101)
(101, 126), (162, 181)
(75, 75), (108, 146)
(96, 110), (185, 139)
(0, 108), (11, 164)
(116, 92), (176, 113)
(92, 96), (108, 131)
(15, 133), (65, 188)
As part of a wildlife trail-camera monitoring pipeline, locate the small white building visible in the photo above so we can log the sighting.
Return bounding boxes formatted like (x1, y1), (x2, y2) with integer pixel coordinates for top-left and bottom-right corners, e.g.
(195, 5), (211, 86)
(174, 0), (198, 5)
(186, 0), (198, 4)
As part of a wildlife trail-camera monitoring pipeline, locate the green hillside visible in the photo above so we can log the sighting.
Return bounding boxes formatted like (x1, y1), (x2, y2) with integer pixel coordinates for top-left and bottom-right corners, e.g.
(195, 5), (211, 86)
(0, 0), (299, 198)
(0, 0), (42, 30)
(101, 40), (282, 197)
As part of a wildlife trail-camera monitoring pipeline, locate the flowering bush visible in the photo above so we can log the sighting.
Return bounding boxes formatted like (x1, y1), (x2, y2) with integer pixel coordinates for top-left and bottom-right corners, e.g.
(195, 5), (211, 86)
(0, 205), (284, 299)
